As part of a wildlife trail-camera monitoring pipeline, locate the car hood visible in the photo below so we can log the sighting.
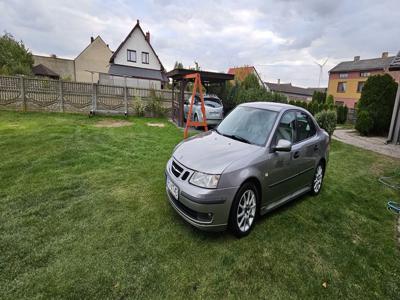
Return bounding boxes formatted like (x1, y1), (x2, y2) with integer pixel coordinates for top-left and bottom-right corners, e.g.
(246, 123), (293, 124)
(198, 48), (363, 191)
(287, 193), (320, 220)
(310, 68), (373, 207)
(173, 131), (261, 174)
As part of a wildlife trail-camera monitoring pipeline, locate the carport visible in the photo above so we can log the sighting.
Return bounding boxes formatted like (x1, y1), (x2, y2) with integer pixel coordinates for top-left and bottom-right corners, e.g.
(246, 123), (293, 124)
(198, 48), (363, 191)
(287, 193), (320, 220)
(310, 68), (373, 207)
(166, 68), (234, 127)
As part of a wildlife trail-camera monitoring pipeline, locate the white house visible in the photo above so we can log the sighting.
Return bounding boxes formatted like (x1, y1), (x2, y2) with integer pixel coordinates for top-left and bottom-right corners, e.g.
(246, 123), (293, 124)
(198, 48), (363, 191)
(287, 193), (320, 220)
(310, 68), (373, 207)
(99, 20), (167, 89)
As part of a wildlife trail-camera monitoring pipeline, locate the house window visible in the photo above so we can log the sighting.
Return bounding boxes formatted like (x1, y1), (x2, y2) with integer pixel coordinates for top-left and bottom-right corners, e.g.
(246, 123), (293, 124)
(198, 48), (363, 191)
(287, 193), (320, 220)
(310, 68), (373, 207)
(337, 82), (347, 93)
(360, 72), (370, 77)
(127, 50), (136, 62)
(357, 81), (365, 93)
(339, 73), (348, 79)
(142, 52), (149, 64)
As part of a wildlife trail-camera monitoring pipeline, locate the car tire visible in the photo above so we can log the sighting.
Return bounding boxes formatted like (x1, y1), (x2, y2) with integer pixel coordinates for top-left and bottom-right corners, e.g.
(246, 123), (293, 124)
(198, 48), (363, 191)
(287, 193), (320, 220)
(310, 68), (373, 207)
(229, 182), (258, 238)
(310, 162), (324, 195)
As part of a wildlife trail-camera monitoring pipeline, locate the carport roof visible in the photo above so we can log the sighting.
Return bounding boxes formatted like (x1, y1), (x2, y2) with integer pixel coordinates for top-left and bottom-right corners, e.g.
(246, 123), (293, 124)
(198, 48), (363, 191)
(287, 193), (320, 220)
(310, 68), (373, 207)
(389, 51), (400, 71)
(166, 68), (234, 83)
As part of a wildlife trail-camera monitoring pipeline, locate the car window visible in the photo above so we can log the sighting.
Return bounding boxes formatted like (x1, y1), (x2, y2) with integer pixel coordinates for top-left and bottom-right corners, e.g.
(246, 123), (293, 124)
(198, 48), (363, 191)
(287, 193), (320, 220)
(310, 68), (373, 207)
(295, 111), (316, 142)
(275, 111), (296, 143)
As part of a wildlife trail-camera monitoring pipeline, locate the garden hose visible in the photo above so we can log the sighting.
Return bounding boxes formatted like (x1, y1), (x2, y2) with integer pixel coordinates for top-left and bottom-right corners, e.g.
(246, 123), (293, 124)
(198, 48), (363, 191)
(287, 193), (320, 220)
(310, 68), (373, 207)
(379, 173), (400, 214)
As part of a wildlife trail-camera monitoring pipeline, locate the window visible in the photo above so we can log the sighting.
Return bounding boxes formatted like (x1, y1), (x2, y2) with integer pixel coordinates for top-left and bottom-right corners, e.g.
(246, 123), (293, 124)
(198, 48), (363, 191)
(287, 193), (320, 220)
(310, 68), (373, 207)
(142, 52), (149, 64)
(295, 111), (316, 142)
(339, 73), (348, 79)
(337, 82), (347, 93)
(360, 72), (370, 77)
(357, 81), (365, 93)
(275, 111), (296, 144)
(127, 50), (136, 62)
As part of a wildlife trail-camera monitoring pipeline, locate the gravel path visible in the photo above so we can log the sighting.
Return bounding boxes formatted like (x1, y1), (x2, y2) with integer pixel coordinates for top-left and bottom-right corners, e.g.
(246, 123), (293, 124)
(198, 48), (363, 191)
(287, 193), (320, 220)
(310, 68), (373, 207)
(332, 129), (400, 159)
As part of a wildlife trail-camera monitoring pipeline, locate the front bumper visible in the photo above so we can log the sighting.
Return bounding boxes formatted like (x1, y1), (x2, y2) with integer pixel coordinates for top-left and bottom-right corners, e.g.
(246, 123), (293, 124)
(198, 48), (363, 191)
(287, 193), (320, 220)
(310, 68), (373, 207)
(165, 159), (238, 231)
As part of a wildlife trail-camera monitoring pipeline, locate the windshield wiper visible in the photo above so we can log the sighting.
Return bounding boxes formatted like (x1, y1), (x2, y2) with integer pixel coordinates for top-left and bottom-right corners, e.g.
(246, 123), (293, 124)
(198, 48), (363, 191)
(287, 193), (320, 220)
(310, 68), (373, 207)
(214, 129), (252, 144)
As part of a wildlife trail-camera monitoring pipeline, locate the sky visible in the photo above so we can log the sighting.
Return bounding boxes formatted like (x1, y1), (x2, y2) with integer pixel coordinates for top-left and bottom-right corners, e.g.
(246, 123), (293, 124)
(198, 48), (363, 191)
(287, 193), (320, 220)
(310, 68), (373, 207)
(0, 0), (399, 87)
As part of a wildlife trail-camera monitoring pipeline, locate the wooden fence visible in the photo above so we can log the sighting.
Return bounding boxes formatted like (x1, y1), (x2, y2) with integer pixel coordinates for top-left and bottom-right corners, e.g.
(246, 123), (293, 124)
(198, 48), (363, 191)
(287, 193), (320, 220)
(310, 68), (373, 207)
(0, 75), (185, 116)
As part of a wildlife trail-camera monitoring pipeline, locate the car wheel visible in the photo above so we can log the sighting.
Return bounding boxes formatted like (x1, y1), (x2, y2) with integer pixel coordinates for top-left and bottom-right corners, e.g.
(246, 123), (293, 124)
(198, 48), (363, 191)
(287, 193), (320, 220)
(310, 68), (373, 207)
(310, 162), (324, 195)
(229, 182), (258, 238)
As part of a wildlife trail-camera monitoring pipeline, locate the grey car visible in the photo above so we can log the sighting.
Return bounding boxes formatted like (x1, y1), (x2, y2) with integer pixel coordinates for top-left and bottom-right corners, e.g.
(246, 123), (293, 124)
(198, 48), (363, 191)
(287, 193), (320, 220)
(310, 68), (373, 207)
(165, 102), (329, 237)
(184, 94), (224, 126)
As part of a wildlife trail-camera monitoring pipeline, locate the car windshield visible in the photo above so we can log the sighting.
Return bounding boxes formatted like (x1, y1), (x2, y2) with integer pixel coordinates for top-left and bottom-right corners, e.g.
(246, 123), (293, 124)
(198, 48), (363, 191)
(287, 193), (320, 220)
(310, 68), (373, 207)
(216, 106), (278, 146)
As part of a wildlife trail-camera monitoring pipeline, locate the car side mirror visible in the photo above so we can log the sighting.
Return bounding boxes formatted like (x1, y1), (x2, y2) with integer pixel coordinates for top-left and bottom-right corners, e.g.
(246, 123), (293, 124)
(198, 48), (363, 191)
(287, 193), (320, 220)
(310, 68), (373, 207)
(273, 139), (292, 152)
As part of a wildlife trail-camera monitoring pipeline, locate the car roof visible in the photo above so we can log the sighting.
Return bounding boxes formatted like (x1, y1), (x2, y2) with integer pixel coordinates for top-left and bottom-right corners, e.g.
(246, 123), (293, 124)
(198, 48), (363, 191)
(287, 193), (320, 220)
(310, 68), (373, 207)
(240, 101), (307, 113)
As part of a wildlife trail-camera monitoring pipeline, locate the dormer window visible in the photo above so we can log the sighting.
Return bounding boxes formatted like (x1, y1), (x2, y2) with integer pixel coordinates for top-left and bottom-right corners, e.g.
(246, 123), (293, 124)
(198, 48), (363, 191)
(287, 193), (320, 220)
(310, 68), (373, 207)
(142, 52), (149, 64)
(127, 50), (136, 62)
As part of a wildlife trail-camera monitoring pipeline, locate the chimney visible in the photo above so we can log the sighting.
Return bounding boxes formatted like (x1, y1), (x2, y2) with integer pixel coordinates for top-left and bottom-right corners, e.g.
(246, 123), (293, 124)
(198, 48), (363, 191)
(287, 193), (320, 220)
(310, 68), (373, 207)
(136, 19), (140, 25)
(354, 56), (360, 61)
(90, 36), (94, 43)
(277, 79), (280, 85)
(382, 52), (388, 58)
(145, 31), (150, 43)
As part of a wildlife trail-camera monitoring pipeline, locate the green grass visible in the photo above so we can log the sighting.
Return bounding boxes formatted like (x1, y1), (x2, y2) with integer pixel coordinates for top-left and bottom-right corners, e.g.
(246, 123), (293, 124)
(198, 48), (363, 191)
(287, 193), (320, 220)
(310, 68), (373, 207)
(0, 111), (399, 299)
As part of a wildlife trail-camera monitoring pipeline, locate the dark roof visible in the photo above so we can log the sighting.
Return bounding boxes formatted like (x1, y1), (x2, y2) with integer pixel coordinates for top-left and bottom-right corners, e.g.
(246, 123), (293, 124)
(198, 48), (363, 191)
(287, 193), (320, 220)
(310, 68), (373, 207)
(329, 56), (394, 73)
(265, 82), (313, 96)
(108, 64), (167, 82)
(389, 51), (400, 71)
(109, 20), (165, 71)
(32, 64), (59, 78)
(166, 68), (234, 83)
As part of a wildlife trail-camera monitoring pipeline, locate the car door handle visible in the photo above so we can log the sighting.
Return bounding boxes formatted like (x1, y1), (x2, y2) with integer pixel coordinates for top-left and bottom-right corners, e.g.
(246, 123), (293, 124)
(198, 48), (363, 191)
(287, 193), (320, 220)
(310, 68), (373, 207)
(293, 151), (300, 159)
(313, 144), (319, 151)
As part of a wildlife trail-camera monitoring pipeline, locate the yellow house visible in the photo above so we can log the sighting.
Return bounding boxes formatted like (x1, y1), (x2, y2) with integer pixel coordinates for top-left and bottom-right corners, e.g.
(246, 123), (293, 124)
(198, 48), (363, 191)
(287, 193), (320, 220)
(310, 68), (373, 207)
(327, 52), (400, 108)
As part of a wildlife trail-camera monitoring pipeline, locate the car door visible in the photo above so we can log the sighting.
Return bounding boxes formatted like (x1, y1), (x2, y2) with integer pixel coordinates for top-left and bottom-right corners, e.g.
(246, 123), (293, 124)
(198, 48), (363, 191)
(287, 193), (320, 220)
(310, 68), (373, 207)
(265, 111), (299, 203)
(292, 110), (320, 188)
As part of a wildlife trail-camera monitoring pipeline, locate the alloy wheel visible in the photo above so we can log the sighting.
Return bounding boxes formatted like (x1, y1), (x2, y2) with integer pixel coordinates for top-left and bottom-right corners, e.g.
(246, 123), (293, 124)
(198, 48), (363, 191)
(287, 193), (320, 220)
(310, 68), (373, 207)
(237, 190), (256, 232)
(313, 165), (323, 193)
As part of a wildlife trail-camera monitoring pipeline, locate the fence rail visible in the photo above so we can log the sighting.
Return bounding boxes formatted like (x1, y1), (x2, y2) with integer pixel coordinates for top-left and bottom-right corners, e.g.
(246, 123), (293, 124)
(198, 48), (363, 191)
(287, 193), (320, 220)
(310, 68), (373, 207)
(0, 75), (182, 116)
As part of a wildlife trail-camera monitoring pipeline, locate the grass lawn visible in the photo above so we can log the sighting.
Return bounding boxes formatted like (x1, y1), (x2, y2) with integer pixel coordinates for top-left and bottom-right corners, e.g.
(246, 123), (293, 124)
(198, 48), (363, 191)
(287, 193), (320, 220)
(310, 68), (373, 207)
(1, 111), (399, 299)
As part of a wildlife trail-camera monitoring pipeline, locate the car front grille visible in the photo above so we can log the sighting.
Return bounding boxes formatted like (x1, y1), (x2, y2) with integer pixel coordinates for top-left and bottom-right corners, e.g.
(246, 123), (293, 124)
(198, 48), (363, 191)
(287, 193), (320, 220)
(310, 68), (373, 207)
(171, 161), (183, 177)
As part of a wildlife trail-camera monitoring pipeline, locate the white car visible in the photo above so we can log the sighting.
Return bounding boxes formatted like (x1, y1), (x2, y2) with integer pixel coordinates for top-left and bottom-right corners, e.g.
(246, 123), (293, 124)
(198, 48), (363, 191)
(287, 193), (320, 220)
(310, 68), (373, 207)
(184, 94), (224, 126)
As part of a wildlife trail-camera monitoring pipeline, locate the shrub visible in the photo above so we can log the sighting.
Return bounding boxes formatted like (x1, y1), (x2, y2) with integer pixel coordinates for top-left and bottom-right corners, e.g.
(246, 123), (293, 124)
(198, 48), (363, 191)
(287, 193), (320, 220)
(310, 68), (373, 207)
(312, 91), (327, 104)
(326, 94), (334, 105)
(315, 110), (337, 137)
(133, 96), (145, 116)
(355, 110), (374, 136)
(356, 74), (398, 135)
(146, 90), (166, 117)
(336, 105), (348, 124)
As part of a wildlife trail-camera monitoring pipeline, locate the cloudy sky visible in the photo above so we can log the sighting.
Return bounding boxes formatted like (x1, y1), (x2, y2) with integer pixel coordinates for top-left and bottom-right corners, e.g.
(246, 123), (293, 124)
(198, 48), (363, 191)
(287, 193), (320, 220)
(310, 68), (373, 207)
(1, 0), (399, 87)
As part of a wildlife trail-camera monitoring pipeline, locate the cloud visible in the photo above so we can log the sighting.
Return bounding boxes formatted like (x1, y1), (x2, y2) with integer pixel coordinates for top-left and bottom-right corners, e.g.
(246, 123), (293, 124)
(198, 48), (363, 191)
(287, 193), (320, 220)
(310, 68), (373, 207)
(0, 0), (399, 87)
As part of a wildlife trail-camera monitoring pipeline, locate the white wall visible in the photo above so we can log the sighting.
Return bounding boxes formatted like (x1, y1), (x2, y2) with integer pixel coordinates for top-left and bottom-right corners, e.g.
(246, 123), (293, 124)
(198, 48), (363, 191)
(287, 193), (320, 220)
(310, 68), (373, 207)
(113, 27), (161, 70)
(99, 74), (161, 89)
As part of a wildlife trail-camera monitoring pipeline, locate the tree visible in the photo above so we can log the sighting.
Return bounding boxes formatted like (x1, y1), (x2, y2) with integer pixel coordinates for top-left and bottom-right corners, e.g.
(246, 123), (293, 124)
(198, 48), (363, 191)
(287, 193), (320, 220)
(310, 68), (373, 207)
(0, 33), (33, 75)
(312, 91), (327, 104)
(174, 61), (184, 69)
(326, 94), (334, 105)
(241, 73), (260, 89)
(356, 74), (398, 135)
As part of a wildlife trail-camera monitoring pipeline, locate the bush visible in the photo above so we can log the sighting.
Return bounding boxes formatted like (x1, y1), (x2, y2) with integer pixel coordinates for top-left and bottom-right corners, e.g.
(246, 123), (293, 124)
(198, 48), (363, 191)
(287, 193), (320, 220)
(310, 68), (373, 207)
(336, 105), (348, 124)
(326, 94), (334, 105)
(312, 91), (327, 104)
(315, 110), (337, 137)
(133, 96), (145, 116)
(146, 90), (166, 117)
(355, 110), (374, 136)
(356, 74), (398, 135)
(0, 33), (34, 76)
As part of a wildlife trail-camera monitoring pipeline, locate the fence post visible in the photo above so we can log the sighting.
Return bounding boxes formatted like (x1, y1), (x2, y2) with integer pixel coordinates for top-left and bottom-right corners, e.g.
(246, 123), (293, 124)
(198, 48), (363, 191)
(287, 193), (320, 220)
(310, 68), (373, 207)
(20, 76), (26, 112)
(124, 85), (128, 116)
(59, 80), (64, 112)
(92, 83), (97, 113)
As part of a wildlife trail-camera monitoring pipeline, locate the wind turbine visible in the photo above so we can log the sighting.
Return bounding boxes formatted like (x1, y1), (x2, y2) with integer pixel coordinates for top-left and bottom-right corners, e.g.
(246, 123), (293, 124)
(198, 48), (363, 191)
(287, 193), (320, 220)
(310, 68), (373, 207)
(315, 58), (328, 88)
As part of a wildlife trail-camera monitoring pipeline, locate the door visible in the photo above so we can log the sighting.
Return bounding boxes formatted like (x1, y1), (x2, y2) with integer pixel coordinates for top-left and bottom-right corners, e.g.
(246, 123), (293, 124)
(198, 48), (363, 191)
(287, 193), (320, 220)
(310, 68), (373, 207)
(292, 111), (319, 188)
(265, 111), (299, 203)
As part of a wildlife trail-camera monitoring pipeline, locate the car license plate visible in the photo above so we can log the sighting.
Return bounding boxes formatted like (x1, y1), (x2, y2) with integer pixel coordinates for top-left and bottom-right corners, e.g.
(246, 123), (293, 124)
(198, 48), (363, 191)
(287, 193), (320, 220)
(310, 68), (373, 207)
(167, 177), (179, 200)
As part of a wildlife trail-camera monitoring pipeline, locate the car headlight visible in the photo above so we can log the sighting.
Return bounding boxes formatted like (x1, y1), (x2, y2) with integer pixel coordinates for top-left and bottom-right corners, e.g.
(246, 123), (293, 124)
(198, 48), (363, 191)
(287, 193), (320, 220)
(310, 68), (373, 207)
(189, 172), (220, 189)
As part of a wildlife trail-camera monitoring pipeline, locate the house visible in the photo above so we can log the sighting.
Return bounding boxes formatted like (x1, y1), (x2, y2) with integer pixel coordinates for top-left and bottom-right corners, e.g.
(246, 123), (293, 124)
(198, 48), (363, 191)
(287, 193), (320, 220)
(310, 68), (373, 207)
(327, 52), (400, 108)
(33, 35), (112, 82)
(99, 20), (167, 89)
(32, 64), (60, 80)
(264, 80), (313, 101)
(227, 66), (266, 88)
